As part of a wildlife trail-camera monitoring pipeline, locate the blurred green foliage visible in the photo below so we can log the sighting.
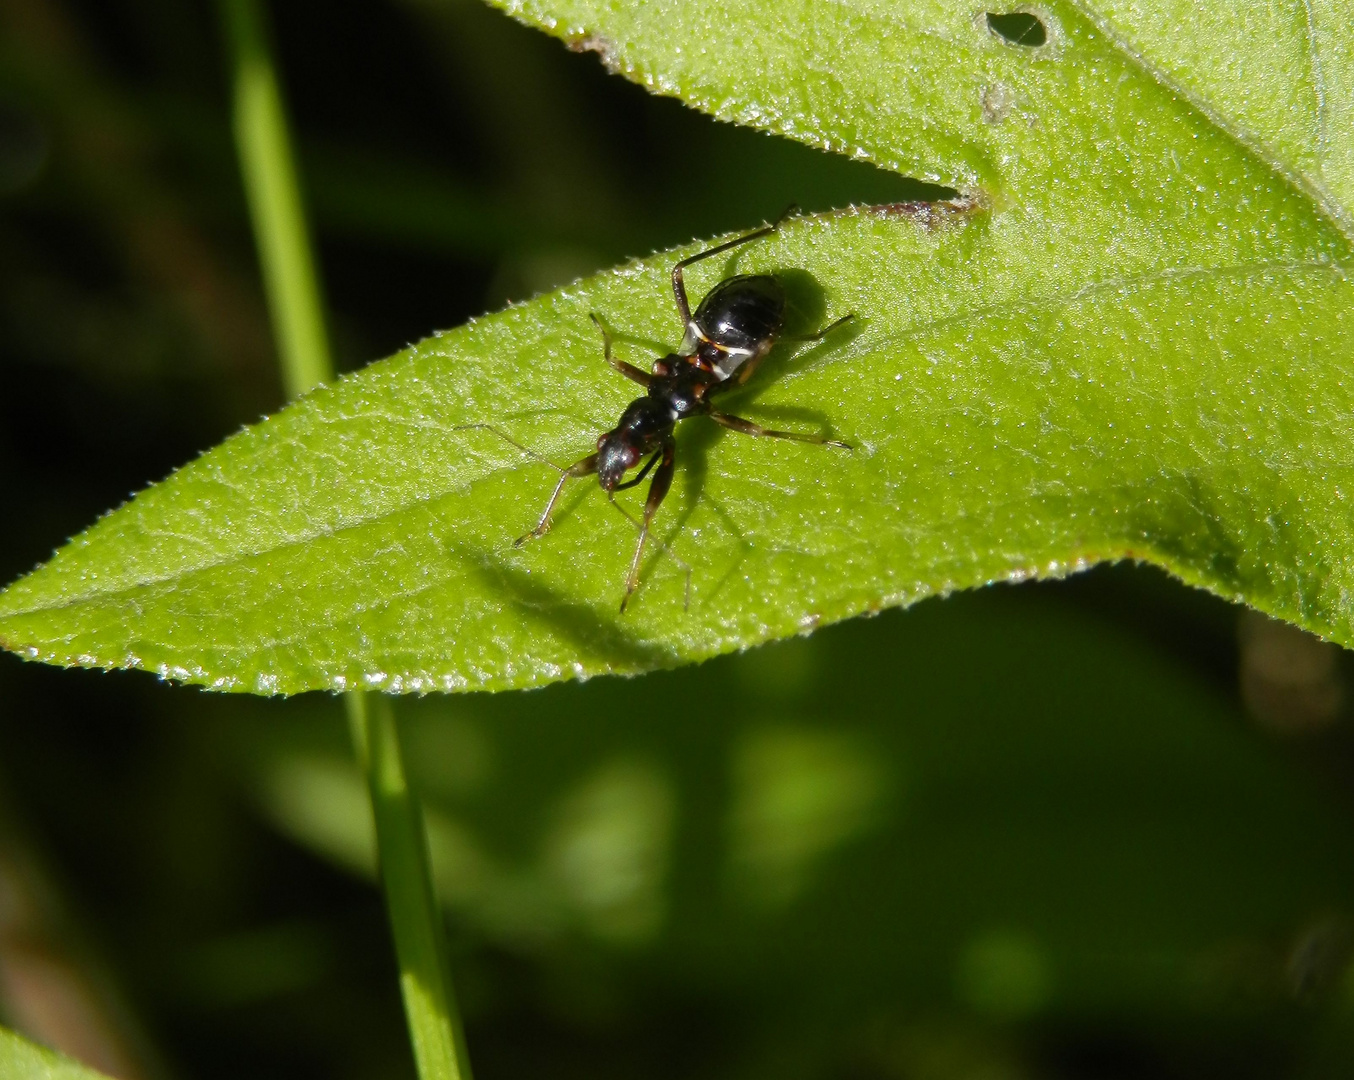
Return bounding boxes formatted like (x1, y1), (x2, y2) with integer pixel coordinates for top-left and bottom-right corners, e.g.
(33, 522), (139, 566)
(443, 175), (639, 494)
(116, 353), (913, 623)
(3, 2), (1354, 1079)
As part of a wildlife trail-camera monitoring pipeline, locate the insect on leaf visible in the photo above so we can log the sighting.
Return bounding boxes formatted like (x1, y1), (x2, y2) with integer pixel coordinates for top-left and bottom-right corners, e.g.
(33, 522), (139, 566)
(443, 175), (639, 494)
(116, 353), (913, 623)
(2, 0), (1353, 693)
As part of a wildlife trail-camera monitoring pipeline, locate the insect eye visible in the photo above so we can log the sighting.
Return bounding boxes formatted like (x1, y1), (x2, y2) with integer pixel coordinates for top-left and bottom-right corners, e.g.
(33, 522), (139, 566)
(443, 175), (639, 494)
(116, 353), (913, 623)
(652, 360), (669, 376)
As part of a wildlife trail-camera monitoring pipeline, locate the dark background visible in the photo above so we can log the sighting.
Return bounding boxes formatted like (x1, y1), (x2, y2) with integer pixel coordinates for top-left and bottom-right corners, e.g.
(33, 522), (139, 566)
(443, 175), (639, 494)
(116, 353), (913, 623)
(4, 2), (1354, 1078)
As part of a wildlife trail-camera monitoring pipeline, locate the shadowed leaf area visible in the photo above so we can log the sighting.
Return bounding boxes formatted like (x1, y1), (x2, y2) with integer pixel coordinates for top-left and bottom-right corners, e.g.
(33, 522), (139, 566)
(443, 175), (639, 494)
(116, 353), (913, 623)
(215, 589), (1354, 1075)
(2, 0), (1352, 693)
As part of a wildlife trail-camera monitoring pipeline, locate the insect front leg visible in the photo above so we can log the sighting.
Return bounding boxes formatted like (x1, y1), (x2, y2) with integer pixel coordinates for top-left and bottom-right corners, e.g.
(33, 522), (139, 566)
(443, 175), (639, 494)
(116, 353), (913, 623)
(620, 436), (677, 612)
(515, 453), (599, 547)
(611, 447), (662, 492)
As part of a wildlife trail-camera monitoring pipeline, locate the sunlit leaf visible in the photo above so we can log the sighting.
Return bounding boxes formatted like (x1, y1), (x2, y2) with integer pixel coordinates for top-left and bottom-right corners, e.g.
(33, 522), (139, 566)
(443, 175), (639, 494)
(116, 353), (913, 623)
(0, 1027), (115, 1080)
(1, 0), (1352, 693)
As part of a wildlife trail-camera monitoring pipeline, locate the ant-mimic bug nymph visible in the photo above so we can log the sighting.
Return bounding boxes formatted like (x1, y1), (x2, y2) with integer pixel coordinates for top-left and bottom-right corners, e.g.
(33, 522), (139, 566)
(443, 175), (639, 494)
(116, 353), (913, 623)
(470, 208), (854, 612)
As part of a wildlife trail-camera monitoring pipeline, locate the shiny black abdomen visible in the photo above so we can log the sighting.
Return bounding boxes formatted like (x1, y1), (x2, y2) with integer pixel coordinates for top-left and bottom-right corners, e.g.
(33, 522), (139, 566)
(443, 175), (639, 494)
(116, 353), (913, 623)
(692, 274), (785, 353)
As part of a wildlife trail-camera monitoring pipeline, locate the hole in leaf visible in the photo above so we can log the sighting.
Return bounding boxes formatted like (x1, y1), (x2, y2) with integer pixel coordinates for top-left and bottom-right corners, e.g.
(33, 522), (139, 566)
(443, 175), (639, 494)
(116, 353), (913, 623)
(986, 11), (1047, 46)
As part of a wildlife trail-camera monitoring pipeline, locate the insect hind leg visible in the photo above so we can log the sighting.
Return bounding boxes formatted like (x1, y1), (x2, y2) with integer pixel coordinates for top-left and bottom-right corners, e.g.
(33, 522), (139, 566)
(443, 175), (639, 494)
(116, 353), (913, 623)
(782, 311), (855, 343)
(708, 409), (852, 450)
(670, 204), (800, 327)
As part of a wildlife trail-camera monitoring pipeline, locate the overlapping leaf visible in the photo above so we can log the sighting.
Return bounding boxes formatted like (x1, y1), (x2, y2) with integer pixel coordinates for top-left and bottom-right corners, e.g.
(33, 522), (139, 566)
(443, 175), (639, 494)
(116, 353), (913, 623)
(0, 1026), (114, 1080)
(1, 0), (1351, 693)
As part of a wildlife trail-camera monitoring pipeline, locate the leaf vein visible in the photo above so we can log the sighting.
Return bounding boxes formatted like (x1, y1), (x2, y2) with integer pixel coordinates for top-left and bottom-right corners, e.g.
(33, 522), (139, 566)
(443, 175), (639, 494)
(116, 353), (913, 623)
(1069, 0), (1351, 241)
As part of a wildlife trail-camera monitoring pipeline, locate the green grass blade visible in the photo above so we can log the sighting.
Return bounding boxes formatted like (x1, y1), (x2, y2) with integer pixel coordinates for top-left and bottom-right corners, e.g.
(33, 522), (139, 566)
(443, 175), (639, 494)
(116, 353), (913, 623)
(348, 693), (474, 1080)
(220, 0), (330, 398)
(219, 5), (473, 1079)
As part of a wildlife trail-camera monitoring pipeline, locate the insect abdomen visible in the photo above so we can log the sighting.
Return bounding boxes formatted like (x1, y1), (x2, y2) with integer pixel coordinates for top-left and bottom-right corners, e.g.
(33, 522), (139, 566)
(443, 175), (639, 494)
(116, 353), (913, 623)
(692, 274), (785, 356)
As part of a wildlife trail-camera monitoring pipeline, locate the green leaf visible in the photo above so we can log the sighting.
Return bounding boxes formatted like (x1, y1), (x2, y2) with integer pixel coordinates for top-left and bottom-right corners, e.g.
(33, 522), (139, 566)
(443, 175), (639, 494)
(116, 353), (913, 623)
(0, 1027), (116, 1080)
(2, 0), (1353, 694)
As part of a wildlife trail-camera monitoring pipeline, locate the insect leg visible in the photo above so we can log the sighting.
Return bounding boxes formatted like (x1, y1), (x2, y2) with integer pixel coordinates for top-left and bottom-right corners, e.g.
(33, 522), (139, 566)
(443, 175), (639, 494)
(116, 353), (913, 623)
(708, 410), (851, 449)
(611, 447), (662, 492)
(607, 491), (692, 611)
(706, 310), (854, 402)
(590, 313), (651, 387)
(670, 205), (799, 327)
(781, 311), (856, 343)
(620, 436), (677, 612)
(706, 345), (773, 397)
(515, 453), (599, 547)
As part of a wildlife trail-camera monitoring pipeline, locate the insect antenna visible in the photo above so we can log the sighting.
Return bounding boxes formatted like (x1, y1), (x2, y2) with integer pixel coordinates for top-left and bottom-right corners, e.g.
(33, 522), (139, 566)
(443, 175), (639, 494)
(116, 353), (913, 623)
(452, 422), (565, 474)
